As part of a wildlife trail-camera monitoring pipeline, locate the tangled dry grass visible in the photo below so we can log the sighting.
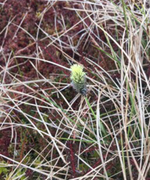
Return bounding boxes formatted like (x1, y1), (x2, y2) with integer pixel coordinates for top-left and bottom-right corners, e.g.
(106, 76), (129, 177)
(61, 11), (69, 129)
(0, 0), (150, 179)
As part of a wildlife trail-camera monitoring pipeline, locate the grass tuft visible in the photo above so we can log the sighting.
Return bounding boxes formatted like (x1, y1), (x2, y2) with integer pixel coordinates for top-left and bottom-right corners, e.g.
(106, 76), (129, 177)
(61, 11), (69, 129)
(0, 0), (150, 179)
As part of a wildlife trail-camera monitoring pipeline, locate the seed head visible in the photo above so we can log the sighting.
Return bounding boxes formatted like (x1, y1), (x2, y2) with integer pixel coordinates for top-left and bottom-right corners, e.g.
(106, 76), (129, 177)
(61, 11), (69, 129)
(70, 64), (87, 96)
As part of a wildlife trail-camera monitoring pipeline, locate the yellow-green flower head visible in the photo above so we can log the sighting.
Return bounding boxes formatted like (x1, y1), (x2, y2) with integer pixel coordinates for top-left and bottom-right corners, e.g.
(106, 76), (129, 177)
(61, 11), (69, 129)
(70, 64), (85, 83)
(70, 64), (87, 96)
